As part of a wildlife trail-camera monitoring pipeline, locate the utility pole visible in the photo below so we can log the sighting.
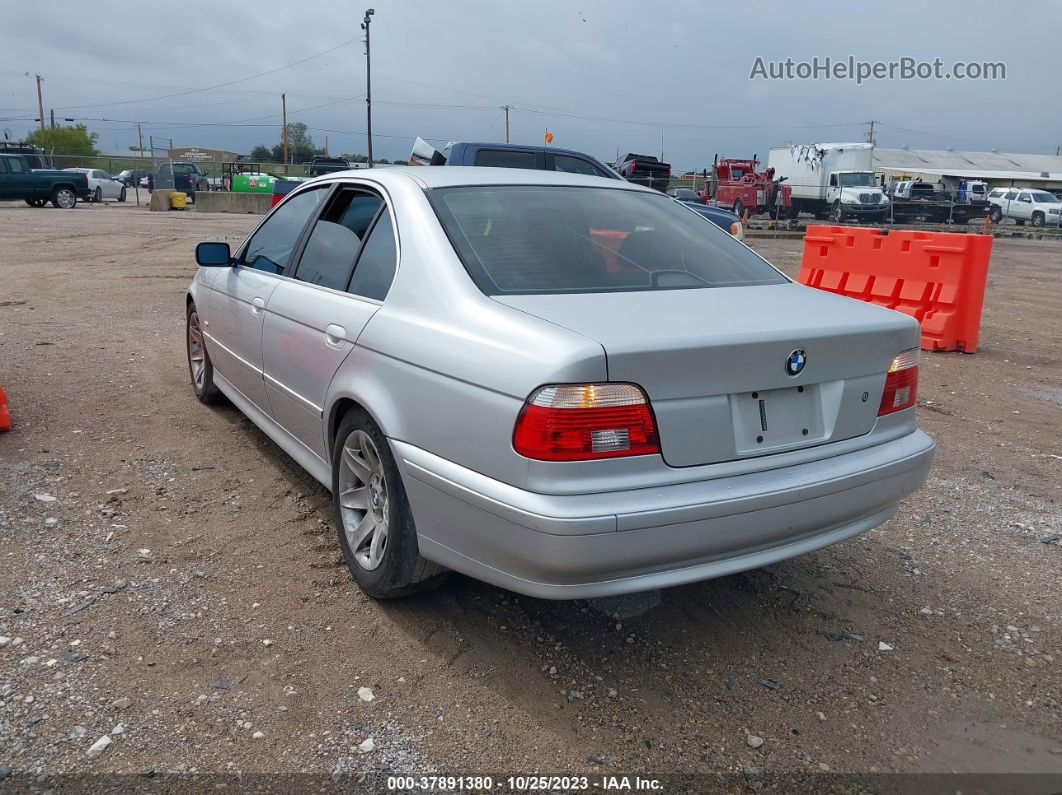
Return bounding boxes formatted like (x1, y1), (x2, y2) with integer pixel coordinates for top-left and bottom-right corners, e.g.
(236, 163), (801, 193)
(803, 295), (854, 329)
(35, 74), (45, 131)
(49, 108), (55, 129)
(281, 93), (288, 166)
(503, 105), (511, 144)
(362, 8), (375, 166)
(137, 123), (144, 157)
(866, 119), (876, 144)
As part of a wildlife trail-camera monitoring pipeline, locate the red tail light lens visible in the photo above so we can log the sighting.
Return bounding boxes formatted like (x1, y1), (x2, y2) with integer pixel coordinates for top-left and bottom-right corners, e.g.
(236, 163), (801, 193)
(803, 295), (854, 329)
(878, 349), (919, 415)
(513, 383), (660, 461)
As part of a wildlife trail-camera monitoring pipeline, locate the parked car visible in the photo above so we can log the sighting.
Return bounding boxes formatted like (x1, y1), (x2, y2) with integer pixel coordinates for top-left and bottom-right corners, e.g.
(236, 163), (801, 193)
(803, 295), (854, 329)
(305, 157), (351, 176)
(666, 187), (700, 201)
(413, 138), (619, 179)
(987, 188), (1062, 226)
(186, 166), (934, 600)
(153, 162), (209, 200)
(115, 169), (151, 187)
(64, 168), (127, 203)
(0, 154), (91, 208)
(614, 153), (671, 192)
(679, 200), (744, 240)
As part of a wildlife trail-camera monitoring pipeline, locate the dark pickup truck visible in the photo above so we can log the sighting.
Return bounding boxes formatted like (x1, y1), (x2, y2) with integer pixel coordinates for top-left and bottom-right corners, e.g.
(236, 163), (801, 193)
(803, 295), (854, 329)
(0, 153), (91, 208)
(410, 137), (619, 179)
(614, 153), (671, 192)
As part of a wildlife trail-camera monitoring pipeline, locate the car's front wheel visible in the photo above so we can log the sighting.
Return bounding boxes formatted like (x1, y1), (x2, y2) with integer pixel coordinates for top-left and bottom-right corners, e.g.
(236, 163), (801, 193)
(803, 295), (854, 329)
(186, 303), (222, 404)
(118, 187), (127, 203)
(989, 206), (1003, 223)
(332, 409), (447, 599)
(1031, 212), (1045, 227)
(93, 187), (102, 203)
(831, 201), (845, 223)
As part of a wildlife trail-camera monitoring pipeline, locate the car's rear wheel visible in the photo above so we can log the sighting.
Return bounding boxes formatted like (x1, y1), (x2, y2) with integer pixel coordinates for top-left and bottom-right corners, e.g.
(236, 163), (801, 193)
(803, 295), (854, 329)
(186, 304), (222, 404)
(118, 187), (127, 203)
(93, 187), (102, 203)
(990, 206), (1003, 223)
(332, 409), (447, 599)
(1031, 212), (1045, 227)
(24, 198), (45, 208)
(52, 187), (77, 209)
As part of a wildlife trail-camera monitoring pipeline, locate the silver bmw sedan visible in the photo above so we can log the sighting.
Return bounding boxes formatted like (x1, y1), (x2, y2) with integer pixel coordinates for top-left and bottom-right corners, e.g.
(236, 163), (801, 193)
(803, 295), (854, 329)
(186, 167), (933, 599)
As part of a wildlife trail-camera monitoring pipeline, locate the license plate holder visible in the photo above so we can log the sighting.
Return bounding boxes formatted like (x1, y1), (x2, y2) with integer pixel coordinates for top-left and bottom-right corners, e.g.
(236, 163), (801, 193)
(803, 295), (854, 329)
(732, 384), (824, 454)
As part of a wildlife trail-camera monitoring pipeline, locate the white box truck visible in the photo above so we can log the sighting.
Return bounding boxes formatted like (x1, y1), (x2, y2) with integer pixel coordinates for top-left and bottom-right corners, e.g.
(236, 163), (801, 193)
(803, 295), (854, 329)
(767, 143), (888, 222)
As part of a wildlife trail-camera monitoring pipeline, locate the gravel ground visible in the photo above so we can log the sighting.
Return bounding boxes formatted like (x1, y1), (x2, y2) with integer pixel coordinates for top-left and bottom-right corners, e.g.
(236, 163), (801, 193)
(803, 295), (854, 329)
(0, 201), (1059, 782)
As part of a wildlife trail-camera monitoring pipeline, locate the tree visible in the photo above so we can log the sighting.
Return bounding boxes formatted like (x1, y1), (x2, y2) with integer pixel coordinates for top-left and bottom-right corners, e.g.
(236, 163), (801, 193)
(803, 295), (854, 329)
(249, 145), (272, 161)
(25, 124), (99, 167)
(263, 122), (324, 163)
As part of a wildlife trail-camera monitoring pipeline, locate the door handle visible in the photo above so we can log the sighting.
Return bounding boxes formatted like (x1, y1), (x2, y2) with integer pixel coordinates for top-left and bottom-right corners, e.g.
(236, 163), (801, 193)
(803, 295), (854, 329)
(325, 324), (348, 345)
(251, 296), (266, 316)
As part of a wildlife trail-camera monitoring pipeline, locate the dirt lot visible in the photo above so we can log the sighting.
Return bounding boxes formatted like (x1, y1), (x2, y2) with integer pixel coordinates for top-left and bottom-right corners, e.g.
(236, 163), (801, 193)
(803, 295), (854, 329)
(0, 201), (1059, 783)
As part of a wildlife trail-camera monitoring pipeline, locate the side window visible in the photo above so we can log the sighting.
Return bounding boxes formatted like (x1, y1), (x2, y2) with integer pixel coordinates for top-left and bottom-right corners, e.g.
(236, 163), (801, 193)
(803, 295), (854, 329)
(348, 209), (397, 301)
(295, 189), (382, 290)
(1005, 190), (1018, 200)
(1019, 192), (1032, 202)
(242, 187), (328, 275)
(0, 159), (8, 173)
(554, 155), (607, 178)
(829, 174), (837, 187)
(8, 159), (25, 173)
(474, 149), (537, 169)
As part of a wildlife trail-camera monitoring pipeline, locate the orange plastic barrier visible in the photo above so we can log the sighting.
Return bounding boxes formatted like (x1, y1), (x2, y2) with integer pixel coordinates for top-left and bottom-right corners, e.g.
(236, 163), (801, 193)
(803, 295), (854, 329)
(0, 385), (10, 432)
(797, 225), (992, 353)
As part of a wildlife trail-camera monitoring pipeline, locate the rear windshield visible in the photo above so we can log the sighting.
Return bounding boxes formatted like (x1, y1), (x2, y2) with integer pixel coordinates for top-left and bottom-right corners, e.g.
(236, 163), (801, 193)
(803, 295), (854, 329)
(430, 185), (786, 295)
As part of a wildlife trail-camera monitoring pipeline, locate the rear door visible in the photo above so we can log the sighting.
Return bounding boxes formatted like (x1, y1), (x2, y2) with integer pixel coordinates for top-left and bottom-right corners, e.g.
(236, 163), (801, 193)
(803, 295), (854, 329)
(207, 185), (329, 411)
(262, 185), (398, 458)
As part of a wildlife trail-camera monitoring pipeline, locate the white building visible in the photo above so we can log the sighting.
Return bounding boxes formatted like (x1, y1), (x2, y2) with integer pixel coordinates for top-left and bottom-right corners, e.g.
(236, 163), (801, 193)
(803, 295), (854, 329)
(873, 148), (1062, 195)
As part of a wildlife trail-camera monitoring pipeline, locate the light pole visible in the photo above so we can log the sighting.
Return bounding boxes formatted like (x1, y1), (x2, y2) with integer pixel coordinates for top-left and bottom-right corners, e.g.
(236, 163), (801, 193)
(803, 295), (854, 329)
(361, 8), (375, 167)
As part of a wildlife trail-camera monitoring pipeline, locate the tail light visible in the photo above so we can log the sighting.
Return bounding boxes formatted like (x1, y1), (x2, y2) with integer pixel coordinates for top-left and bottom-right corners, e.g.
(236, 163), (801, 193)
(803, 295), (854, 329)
(878, 349), (919, 415)
(513, 383), (659, 461)
(630, 160), (637, 173)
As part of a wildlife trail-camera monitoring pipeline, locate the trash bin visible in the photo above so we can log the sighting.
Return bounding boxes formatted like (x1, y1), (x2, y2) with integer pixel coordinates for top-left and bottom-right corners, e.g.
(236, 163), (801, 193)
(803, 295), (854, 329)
(170, 192), (188, 210)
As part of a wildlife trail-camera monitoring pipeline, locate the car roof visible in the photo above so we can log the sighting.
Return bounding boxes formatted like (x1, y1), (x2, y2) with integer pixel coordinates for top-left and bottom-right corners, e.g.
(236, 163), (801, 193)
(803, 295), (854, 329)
(304, 165), (655, 192)
(451, 142), (605, 160)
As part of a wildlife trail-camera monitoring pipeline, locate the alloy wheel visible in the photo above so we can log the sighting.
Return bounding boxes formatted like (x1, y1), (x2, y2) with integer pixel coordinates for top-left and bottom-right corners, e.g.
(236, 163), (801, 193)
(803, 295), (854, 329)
(55, 189), (76, 209)
(187, 311), (206, 391)
(338, 430), (389, 571)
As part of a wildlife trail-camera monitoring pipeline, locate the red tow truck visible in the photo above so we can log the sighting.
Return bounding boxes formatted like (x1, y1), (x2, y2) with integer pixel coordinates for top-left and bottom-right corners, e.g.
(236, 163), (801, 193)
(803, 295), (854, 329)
(699, 155), (792, 219)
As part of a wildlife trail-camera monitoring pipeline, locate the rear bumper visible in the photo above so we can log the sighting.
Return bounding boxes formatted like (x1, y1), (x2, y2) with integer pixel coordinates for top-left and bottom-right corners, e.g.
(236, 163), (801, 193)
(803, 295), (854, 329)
(396, 430), (934, 599)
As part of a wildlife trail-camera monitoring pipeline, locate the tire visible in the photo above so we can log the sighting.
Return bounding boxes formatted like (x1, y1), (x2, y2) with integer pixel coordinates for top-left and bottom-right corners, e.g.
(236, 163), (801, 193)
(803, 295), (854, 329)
(93, 187), (102, 203)
(51, 187), (77, 209)
(332, 409), (447, 599)
(732, 199), (744, 218)
(24, 198), (45, 208)
(989, 206), (1003, 223)
(831, 201), (845, 223)
(118, 187), (127, 203)
(186, 303), (222, 405)
(1031, 212), (1045, 227)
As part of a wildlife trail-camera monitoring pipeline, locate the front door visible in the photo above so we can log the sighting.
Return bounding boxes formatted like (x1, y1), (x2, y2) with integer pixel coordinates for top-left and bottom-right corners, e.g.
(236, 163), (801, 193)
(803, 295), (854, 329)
(262, 186), (399, 459)
(205, 185), (329, 410)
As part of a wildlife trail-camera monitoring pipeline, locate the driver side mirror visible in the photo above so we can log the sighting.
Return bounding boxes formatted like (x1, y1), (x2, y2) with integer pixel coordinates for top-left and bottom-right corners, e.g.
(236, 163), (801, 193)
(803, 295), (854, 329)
(196, 242), (232, 267)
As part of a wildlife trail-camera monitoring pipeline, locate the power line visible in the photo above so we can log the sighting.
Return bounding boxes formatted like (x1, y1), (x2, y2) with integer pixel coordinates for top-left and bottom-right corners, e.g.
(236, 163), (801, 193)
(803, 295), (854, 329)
(55, 38), (357, 111)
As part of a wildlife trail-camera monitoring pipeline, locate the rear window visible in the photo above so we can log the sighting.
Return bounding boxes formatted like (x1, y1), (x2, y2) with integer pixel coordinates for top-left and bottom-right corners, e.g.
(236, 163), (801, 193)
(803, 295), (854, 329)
(431, 185), (786, 295)
(473, 149), (537, 169)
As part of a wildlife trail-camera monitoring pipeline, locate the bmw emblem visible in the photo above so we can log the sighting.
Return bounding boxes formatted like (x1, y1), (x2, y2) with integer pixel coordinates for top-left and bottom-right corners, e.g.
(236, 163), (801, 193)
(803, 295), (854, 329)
(785, 349), (807, 376)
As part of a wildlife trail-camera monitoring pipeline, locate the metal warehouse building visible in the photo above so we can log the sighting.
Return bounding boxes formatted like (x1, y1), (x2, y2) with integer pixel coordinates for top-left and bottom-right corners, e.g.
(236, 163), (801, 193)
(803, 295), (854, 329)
(873, 148), (1062, 195)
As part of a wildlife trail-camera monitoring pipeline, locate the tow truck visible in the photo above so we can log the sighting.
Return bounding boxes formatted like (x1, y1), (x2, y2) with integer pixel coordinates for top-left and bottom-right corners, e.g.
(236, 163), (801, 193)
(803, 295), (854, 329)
(699, 155), (791, 219)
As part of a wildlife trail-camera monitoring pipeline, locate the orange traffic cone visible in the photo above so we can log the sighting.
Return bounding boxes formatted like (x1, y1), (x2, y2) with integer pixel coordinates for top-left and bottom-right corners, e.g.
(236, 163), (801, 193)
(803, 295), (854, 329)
(0, 385), (10, 432)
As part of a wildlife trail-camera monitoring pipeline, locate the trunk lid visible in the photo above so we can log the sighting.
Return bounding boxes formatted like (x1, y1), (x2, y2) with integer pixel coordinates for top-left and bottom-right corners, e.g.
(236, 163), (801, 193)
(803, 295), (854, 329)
(495, 283), (918, 467)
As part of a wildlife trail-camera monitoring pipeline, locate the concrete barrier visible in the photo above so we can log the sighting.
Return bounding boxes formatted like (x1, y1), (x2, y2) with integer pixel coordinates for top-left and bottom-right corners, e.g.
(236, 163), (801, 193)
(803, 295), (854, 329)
(148, 189), (173, 212)
(194, 192), (271, 215)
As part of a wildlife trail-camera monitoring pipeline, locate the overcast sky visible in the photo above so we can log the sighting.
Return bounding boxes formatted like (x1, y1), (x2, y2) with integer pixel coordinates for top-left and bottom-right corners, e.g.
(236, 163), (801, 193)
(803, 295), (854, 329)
(2, 0), (1059, 168)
